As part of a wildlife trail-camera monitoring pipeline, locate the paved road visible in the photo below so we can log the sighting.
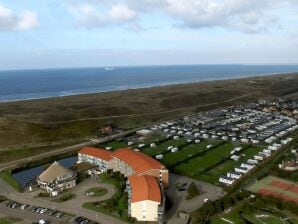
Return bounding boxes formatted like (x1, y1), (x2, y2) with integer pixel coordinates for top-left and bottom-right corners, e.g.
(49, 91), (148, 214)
(0, 177), (125, 224)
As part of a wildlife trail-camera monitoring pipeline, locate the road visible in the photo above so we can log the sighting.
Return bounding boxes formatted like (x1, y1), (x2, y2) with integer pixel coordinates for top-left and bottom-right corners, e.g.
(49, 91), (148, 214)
(0, 128), (138, 172)
(0, 176), (125, 224)
(0, 129), (140, 223)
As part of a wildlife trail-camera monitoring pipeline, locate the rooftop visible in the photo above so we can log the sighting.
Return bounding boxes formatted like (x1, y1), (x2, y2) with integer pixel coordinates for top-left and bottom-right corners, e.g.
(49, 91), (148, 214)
(79, 147), (112, 161)
(38, 161), (75, 183)
(128, 175), (161, 203)
(112, 148), (166, 174)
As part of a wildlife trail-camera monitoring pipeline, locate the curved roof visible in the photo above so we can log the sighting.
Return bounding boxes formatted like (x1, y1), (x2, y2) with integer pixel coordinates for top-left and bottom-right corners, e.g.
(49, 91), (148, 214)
(38, 161), (74, 183)
(112, 148), (166, 174)
(128, 175), (161, 203)
(79, 147), (112, 161)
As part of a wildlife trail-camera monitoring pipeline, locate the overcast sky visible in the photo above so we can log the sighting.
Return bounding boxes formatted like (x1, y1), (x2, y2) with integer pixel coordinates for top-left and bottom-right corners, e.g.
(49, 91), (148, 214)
(0, 0), (298, 70)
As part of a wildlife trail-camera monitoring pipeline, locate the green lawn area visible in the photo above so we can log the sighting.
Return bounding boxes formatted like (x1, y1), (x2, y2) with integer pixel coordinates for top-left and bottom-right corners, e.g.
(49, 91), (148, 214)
(52, 192), (76, 202)
(83, 172), (133, 223)
(161, 141), (209, 166)
(0, 171), (21, 192)
(97, 141), (128, 150)
(86, 187), (108, 197)
(174, 142), (233, 177)
(0, 217), (22, 224)
(142, 138), (188, 156)
(131, 133), (165, 148)
(202, 146), (262, 184)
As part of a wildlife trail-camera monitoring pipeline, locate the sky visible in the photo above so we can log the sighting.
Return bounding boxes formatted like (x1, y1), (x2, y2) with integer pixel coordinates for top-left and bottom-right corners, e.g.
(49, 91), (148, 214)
(0, 0), (298, 70)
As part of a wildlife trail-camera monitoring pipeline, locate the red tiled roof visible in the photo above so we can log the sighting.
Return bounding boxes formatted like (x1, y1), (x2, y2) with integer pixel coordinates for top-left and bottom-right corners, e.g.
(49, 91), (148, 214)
(128, 175), (161, 203)
(111, 148), (166, 174)
(79, 147), (112, 161)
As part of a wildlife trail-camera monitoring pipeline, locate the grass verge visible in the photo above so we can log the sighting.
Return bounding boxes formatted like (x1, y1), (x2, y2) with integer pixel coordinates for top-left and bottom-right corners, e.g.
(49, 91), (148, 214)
(0, 171), (21, 192)
(85, 187), (108, 197)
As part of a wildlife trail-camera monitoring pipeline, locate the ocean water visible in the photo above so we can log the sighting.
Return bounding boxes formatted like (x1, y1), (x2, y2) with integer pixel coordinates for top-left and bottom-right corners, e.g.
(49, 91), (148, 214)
(0, 64), (298, 102)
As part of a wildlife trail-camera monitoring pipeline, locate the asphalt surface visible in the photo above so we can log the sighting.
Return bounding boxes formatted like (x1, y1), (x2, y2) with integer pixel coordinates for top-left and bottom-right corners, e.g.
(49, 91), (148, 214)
(0, 177), (125, 224)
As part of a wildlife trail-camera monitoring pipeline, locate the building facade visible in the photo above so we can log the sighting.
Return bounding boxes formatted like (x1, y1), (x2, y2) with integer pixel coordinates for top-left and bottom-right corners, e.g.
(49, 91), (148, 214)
(37, 161), (76, 197)
(127, 175), (164, 223)
(109, 148), (169, 187)
(78, 147), (112, 172)
(78, 147), (168, 222)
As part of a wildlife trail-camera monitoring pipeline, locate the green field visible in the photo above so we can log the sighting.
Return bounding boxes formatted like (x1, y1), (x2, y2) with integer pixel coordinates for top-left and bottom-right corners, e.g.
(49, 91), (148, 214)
(142, 138), (188, 156)
(97, 140), (128, 150)
(174, 142), (233, 177)
(161, 141), (209, 166)
(201, 146), (262, 183)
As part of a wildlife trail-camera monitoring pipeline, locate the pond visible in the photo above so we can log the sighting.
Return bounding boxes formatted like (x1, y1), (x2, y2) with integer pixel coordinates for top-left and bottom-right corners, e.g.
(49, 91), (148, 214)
(12, 156), (78, 186)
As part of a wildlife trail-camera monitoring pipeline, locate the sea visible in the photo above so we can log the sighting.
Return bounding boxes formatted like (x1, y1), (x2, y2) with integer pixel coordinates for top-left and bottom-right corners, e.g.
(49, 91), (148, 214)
(0, 64), (298, 103)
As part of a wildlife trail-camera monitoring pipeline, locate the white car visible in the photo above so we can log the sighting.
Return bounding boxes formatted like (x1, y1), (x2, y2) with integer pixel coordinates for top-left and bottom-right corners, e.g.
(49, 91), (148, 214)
(203, 198), (209, 203)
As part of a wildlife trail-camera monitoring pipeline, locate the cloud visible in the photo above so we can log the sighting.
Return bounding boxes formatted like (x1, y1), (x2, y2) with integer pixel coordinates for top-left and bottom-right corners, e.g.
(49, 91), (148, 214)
(0, 4), (38, 31)
(164, 0), (284, 32)
(69, 3), (137, 28)
(108, 4), (136, 22)
(69, 0), (297, 33)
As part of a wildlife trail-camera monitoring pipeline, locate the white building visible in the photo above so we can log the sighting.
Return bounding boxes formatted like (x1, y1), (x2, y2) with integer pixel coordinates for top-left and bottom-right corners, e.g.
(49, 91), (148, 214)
(37, 161), (77, 197)
(227, 171), (242, 179)
(219, 176), (235, 185)
(235, 167), (249, 174)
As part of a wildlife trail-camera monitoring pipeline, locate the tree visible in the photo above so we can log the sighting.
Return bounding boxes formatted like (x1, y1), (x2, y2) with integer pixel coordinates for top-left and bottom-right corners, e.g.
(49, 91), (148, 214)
(187, 182), (199, 200)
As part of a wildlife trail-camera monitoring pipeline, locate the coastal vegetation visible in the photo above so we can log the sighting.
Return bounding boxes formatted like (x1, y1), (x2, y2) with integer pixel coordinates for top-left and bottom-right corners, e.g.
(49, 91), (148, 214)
(0, 73), (297, 156)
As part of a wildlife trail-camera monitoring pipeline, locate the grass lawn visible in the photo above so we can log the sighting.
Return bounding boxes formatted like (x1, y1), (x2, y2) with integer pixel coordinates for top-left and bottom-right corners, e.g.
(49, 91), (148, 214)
(52, 192), (76, 202)
(142, 138), (188, 157)
(202, 146), (262, 184)
(0, 171), (21, 192)
(83, 190), (129, 221)
(174, 142), (233, 177)
(84, 172), (132, 222)
(86, 187), (108, 197)
(97, 141), (128, 150)
(0, 217), (22, 224)
(131, 133), (165, 148)
(161, 141), (209, 166)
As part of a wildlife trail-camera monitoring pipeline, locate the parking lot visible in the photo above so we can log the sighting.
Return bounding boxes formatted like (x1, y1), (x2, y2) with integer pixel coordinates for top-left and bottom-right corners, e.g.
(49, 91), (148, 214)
(0, 198), (99, 224)
(0, 199), (70, 224)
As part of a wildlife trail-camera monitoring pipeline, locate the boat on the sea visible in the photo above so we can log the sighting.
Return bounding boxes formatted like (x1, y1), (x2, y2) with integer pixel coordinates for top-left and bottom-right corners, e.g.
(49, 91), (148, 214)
(104, 67), (115, 71)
